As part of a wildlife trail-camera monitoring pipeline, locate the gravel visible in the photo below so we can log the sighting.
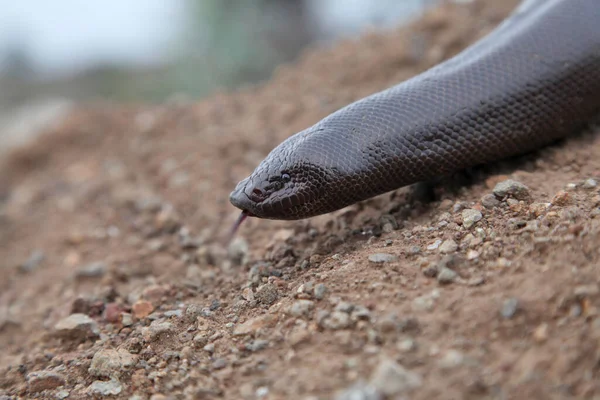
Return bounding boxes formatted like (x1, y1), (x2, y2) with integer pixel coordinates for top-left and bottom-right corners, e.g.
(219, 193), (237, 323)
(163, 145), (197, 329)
(368, 253), (398, 263)
(370, 358), (422, 396)
(493, 179), (531, 200)
(500, 298), (520, 319)
(27, 370), (66, 393)
(54, 313), (100, 342)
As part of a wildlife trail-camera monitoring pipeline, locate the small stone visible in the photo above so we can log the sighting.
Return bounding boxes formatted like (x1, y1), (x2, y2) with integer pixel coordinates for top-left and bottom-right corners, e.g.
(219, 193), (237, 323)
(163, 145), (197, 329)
(412, 293), (437, 312)
(132, 300), (154, 319)
(104, 303), (121, 323)
(244, 338), (269, 352)
(54, 313), (100, 342)
(233, 314), (277, 336)
(164, 309), (183, 318)
(533, 323), (549, 342)
(89, 349), (138, 378)
(439, 240), (458, 254)
(121, 313), (133, 327)
(203, 343), (215, 353)
(75, 262), (107, 279)
(501, 298), (519, 319)
(18, 250), (45, 273)
(427, 239), (442, 250)
(582, 178), (598, 189)
(141, 285), (168, 302)
(142, 321), (174, 341)
(481, 194), (500, 209)
(368, 253), (398, 264)
(408, 246), (421, 255)
(255, 283), (279, 306)
(574, 284), (599, 298)
(552, 190), (571, 206)
(462, 209), (482, 228)
(27, 370), (66, 392)
(529, 202), (551, 217)
(438, 349), (465, 369)
(437, 268), (457, 284)
(87, 378), (122, 396)
(493, 179), (530, 200)
(321, 311), (352, 330)
(314, 283), (328, 300)
(466, 250), (479, 260)
(193, 333), (209, 347)
(370, 358), (422, 396)
(289, 300), (315, 318)
(335, 383), (382, 400)
(397, 338), (417, 352)
(212, 358), (227, 369)
(228, 237), (249, 265)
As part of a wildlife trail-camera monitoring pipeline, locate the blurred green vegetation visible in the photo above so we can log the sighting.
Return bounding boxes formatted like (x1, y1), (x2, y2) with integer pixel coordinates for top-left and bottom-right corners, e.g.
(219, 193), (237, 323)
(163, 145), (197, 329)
(1, 0), (312, 106)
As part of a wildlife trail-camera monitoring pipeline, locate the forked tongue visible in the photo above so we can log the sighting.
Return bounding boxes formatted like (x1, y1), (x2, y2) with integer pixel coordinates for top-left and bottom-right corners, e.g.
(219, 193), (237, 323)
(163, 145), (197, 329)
(227, 210), (251, 245)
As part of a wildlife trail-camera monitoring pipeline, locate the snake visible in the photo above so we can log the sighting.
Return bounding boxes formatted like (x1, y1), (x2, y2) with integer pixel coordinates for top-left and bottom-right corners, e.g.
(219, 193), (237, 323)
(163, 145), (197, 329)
(229, 0), (600, 223)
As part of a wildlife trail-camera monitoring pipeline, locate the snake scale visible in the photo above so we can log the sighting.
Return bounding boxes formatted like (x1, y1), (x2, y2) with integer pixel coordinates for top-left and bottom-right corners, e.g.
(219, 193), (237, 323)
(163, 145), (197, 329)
(230, 0), (600, 221)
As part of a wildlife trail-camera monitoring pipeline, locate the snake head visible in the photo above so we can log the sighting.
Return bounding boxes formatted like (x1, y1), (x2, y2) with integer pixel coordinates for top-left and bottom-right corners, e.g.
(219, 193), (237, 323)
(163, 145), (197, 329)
(229, 128), (339, 220)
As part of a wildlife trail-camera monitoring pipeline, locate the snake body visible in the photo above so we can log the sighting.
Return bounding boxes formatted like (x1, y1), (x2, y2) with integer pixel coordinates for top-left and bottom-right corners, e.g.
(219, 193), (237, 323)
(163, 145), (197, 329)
(230, 0), (600, 220)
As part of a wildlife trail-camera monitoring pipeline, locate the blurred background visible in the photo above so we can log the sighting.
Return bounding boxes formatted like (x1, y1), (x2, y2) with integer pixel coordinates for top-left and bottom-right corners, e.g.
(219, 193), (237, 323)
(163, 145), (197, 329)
(0, 0), (438, 148)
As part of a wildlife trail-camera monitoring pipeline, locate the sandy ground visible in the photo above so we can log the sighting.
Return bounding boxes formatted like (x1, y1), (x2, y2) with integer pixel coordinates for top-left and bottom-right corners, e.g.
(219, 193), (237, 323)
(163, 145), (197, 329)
(3, 1), (600, 399)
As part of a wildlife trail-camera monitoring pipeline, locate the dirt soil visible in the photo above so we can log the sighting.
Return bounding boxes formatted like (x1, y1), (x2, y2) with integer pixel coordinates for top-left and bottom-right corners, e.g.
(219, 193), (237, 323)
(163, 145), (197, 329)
(3, 1), (600, 399)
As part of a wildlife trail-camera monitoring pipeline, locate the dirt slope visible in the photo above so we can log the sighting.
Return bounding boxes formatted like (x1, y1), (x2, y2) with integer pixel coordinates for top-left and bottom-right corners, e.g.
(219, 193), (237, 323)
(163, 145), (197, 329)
(3, 1), (600, 399)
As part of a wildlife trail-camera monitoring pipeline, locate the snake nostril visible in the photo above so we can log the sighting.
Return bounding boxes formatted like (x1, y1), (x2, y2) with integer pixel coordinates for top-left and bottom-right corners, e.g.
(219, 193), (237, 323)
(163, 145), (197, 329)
(250, 187), (266, 202)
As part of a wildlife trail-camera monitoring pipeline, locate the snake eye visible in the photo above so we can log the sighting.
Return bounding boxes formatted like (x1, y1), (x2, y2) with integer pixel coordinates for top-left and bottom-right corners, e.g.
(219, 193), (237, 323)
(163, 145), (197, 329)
(281, 173), (291, 182)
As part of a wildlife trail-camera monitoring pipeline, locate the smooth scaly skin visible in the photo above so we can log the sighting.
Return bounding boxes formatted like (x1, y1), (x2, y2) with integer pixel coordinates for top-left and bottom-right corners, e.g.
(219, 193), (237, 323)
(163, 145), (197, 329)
(230, 0), (600, 220)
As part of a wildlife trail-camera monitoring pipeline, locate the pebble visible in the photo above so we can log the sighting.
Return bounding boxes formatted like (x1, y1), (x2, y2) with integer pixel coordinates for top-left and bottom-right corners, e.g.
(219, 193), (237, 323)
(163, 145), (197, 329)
(121, 313), (133, 326)
(212, 358), (227, 369)
(397, 338), (417, 352)
(228, 237), (249, 265)
(89, 349), (138, 378)
(439, 240), (458, 254)
(368, 253), (398, 264)
(314, 283), (328, 300)
(466, 250), (480, 260)
(290, 300), (315, 317)
(533, 323), (549, 342)
(233, 314), (277, 336)
(246, 339), (270, 352)
(75, 262), (107, 279)
(132, 300), (154, 319)
(481, 194), (500, 209)
(87, 378), (122, 396)
(164, 309), (183, 318)
(462, 209), (482, 228)
(574, 284), (599, 298)
(493, 179), (530, 200)
(18, 250), (45, 273)
(500, 298), (519, 319)
(54, 313), (100, 341)
(411, 291), (438, 312)
(142, 321), (175, 341)
(529, 202), (551, 217)
(552, 190), (571, 206)
(27, 370), (66, 392)
(437, 268), (457, 284)
(335, 383), (382, 400)
(438, 349), (465, 369)
(203, 343), (215, 353)
(321, 311), (352, 330)
(427, 239), (442, 250)
(370, 358), (422, 396)
(255, 283), (279, 305)
(582, 178), (598, 189)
